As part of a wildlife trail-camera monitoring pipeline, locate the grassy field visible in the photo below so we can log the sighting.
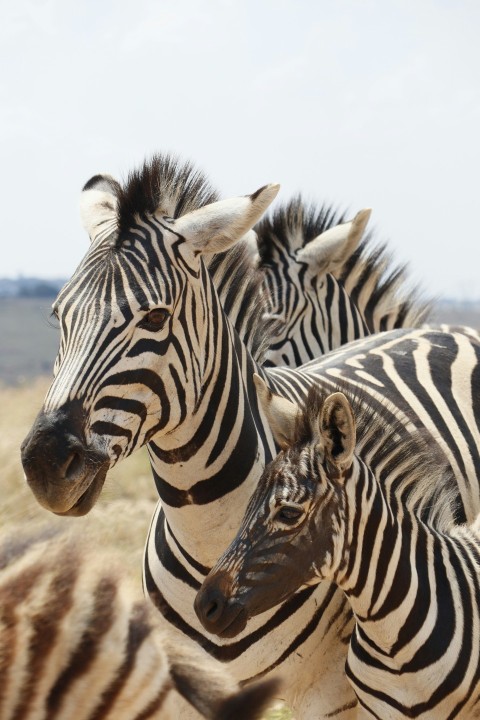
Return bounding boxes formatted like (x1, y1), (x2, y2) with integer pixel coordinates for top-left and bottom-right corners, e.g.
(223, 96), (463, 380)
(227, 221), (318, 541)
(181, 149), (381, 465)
(0, 378), (292, 719)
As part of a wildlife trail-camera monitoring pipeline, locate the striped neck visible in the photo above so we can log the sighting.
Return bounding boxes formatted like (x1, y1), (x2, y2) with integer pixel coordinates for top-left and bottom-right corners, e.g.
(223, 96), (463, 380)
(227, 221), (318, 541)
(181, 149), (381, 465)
(335, 458), (458, 661)
(146, 288), (272, 567)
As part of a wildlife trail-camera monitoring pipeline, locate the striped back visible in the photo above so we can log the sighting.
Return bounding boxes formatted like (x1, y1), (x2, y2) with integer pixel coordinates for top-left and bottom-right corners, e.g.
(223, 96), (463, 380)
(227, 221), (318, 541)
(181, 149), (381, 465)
(0, 528), (279, 720)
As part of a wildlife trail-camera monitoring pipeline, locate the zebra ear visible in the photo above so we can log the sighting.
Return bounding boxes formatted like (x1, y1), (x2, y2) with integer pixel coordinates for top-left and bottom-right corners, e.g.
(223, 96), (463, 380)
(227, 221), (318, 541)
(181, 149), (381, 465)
(297, 209), (371, 273)
(319, 392), (356, 470)
(168, 184), (280, 256)
(80, 175), (119, 243)
(242, 229), (260, 268)
(253, 374), (299, 449)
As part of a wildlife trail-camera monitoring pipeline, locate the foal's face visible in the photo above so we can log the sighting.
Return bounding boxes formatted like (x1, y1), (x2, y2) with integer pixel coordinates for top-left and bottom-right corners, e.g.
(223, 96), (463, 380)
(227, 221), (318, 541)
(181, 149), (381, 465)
(195, 381), (355, 638)
(195, 443), (347, 637)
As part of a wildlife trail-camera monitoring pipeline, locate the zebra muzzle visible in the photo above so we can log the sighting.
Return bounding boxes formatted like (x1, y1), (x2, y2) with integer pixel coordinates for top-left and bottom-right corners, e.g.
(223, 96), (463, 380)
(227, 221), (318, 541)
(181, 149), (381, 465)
(194, 575), (248, 638)
(21, 402), (110, 516)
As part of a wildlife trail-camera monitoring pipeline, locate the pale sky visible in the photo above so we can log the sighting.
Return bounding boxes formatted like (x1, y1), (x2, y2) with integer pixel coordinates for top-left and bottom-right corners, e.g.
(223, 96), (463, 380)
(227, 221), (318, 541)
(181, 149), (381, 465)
(2, 0), (480, 299)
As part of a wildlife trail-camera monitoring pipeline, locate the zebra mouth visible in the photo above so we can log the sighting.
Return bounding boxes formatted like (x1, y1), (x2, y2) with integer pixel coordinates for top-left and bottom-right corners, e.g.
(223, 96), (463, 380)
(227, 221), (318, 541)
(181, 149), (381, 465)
(215, 605), (249, 639)
(53, 466), (109, 517)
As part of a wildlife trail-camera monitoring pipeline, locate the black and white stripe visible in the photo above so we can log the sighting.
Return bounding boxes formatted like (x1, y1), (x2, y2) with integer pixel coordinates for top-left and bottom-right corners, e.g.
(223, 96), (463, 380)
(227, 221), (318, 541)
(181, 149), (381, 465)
(196, 382), (480, 718)
(0, 527), (279, 720)
(253, 197), (429, 367)
(20, 155), (480, 719)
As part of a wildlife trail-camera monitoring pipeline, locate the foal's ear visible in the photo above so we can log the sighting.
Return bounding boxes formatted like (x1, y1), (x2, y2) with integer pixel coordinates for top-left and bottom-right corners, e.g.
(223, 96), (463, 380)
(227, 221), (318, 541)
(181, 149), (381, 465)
(168, 184), (280, 256)
(254, 374), (300, 450)
(319, 392), (356, 469)
(80, 174), (119, 243)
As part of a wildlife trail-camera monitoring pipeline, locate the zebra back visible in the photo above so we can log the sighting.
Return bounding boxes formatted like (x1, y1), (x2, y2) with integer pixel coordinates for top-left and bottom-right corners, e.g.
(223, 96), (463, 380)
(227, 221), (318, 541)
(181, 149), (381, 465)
(0, 527), (280, 720)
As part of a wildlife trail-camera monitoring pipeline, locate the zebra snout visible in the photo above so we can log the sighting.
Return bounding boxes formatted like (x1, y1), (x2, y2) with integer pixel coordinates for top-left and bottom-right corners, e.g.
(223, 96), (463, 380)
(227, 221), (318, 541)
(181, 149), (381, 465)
(195, 586), (226, 625)
(194, 575), (248, 638)
(21, 402), (109, 515)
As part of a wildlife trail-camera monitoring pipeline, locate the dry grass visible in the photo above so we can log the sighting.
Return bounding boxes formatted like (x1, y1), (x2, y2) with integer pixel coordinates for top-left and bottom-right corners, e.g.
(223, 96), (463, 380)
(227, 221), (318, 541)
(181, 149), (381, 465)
(0, 378), (292, 719)
(0, 377), (156, 576)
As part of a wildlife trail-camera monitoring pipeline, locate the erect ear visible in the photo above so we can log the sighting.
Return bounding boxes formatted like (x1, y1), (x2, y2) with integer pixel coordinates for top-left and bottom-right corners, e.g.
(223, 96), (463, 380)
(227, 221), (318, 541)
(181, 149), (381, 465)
(165, 184), (280, 256)
(253, 373), (299, 450)
(297, 209), (371, 274)
(80, 174), (119, 243)
(319, 392), (356, 470)
(242, 229), (260, 268)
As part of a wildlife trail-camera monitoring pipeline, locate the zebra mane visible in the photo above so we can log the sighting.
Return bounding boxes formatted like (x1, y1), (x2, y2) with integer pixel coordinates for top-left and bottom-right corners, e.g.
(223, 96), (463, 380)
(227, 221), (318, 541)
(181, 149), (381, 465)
(255, 196), (345, 258)
(255, 196), (431, 329)
(114, 153), (219, 238)
(111, 154), (276, 363)
(205, 244), (279, 363)
(297, 383), (457, 531)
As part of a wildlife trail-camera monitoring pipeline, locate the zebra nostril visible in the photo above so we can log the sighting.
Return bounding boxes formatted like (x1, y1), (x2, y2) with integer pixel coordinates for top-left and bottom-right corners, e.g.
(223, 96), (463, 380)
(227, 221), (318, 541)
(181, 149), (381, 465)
(206, 599), (221, 622)
(62, 449), (84, 480)
(194, 587), (227, 629)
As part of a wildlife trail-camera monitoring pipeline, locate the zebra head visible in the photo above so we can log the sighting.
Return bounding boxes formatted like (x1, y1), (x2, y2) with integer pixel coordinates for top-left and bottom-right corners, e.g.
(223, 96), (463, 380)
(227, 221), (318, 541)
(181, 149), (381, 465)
(21, 156), (279, 517)
(194, 375), (356, 638)
(255, 200), (372, 366)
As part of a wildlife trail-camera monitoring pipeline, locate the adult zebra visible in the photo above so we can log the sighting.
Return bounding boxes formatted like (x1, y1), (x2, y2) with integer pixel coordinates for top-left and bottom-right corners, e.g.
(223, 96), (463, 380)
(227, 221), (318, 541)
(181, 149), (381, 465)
(252, 198), (430, 366)
(20, 155), (480, 719)
(196, 380), (480, 718)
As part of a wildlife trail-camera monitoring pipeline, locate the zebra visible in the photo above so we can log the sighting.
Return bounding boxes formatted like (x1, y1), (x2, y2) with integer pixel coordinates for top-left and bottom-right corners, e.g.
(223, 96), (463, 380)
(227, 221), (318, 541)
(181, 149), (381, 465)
(19, 154), (480, 719)
(0, 526), (279, 720)
(252, 197), (430, 367)
(195, 377), (480, 719)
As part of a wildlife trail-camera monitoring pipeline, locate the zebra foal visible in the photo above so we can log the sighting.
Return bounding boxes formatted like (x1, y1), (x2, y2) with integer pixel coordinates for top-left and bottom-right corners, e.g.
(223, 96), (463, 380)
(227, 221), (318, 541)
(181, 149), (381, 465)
(196, 376), (480, 719)
(0, 528), (279, 720)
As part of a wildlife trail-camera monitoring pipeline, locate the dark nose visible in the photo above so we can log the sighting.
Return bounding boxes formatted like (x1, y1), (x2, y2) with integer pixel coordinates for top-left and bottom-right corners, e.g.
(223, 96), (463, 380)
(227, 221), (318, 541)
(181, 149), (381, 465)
(194, 573), (248, 638)
(22, 400), (85, 474)
(21, 400), (92, 511)
(22, 427), (86, 482)
(194, 585), (228, 631)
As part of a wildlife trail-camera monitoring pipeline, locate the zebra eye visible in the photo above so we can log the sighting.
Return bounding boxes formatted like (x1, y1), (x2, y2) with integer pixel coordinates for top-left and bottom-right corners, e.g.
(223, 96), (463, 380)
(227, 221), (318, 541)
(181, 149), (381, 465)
(140, 308), (170, 332)
(275, 504), (304, 526)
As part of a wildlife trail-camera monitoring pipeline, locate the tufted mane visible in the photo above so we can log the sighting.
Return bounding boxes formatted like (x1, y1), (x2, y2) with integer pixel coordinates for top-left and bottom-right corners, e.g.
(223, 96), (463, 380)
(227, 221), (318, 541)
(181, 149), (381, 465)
(114, 153), (219, 239)
(256, 196), (344, 259)
(255, 196), (431, 329)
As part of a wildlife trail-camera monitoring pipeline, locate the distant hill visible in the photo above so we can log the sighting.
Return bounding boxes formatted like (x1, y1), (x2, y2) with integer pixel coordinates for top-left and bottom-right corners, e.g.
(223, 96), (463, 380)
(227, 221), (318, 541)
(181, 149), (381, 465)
(0, 290), (479, 386)
(0, 277), (66, 299)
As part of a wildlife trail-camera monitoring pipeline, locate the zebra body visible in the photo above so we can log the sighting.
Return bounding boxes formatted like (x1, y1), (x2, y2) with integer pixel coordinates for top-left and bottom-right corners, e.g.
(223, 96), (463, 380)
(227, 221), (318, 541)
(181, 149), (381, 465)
(196, 380), (480, 718)
(0, 528), (279, 720)
(253, 197), (429, 367)
(20, 156), (480, 719)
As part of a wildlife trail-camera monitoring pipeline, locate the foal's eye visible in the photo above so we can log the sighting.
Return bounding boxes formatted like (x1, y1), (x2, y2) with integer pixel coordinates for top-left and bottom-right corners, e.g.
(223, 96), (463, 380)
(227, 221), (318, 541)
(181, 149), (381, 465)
(275, 504), (304, 526)
(139, 308), (170, 332)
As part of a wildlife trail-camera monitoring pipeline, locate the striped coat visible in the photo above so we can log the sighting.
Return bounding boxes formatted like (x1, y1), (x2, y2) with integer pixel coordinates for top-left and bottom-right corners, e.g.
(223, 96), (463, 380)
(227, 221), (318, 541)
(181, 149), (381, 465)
(0, 528), (279, 720)
(196, 381), (480, 718)
(20, 155), (480, 719)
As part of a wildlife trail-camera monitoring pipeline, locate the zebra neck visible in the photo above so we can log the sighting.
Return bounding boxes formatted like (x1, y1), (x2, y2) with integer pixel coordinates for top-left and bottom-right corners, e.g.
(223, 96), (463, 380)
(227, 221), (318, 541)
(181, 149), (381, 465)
(338, 472), (472, 665)
(146, 348), (273, 567)
(331, 465), (423, 651)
